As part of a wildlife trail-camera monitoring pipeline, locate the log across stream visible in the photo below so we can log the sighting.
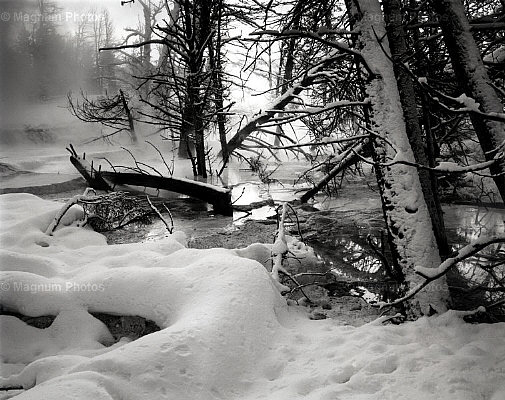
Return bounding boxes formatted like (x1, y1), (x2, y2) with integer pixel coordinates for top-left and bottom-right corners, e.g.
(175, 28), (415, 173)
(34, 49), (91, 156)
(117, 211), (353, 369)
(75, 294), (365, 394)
(68, 145), (233, 215)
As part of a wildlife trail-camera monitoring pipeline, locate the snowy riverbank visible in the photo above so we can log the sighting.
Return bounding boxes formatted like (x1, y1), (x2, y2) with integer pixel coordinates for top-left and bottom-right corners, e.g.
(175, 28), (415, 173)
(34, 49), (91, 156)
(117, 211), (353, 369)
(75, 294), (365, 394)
(1, 193), (504, 399)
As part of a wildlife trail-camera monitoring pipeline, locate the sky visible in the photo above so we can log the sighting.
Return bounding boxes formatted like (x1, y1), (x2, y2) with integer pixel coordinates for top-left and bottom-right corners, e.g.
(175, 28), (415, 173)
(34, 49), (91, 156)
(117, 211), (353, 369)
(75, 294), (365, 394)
(0, 0), (151, 36)
(57, 0), (149, 35)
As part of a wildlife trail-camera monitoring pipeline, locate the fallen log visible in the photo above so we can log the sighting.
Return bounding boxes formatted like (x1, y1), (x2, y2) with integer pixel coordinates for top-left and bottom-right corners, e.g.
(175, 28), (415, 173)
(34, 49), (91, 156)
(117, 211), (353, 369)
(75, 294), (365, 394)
(101, 171), (232, 215)
(67, 145), (232, 215)
(67, 144), (111, 191)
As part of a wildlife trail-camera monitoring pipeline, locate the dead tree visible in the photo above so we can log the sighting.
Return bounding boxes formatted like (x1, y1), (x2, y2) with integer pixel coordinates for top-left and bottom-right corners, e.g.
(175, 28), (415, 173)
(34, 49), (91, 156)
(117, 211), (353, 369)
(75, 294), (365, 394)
(101, 0), (236, 178)
(67, 145), (233, 215)
(68, 90), (138, 143)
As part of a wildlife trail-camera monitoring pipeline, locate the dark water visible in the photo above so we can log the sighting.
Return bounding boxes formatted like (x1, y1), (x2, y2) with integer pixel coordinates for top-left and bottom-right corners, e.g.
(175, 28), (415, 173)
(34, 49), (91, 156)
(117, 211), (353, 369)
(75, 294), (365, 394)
(94, 172), (504, 309)
(40, 159), (504, 309)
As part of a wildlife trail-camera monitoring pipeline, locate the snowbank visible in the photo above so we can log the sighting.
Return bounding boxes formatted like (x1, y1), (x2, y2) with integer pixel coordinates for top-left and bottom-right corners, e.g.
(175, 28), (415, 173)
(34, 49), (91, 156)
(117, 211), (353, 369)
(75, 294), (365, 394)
(1, 194), (504, 399)
(0, 194), (285, 399)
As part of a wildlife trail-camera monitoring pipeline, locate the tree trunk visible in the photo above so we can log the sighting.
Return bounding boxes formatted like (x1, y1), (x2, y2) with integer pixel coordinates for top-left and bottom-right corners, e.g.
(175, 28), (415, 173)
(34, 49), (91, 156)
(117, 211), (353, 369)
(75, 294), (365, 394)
(432, 0), (505, 203)
(208, 2), (229, 164)
(178, 101), (194, 159)
(119, 89), (138, 144)
(179, 0), (210, 178)
(141, 0), (152, 99)
(346, 0), (450, 316)
(382, 0), (449, 258)
(214, 72), (229, 164)
(194, 101), (207, 178)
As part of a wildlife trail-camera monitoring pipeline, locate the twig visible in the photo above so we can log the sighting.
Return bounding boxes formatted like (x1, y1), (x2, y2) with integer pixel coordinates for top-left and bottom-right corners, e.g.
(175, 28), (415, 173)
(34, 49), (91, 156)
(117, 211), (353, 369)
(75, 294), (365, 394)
(45, 188), (96, 235)
(146, 195), (173, 234)
(162, 204), (174, 232)
(375, 234), (505, 309)
(231, 187), (246, 205)
(146, 140), (174, 176)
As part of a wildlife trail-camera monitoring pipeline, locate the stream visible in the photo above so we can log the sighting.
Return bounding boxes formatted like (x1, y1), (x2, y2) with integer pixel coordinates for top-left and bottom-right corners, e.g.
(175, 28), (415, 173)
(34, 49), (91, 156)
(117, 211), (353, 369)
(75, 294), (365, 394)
(96, 161), (505, 309)
(4, 152), (504, 311)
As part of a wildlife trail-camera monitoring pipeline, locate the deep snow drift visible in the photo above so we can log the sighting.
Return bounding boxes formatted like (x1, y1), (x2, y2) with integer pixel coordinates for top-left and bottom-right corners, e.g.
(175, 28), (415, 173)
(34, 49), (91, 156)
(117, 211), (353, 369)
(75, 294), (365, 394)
(1, 193), (505, 399)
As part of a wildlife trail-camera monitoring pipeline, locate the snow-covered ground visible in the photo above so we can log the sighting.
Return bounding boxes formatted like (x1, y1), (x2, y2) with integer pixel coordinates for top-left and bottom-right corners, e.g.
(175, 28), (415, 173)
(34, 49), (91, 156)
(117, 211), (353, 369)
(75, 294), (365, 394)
(1, 193), (505, 400)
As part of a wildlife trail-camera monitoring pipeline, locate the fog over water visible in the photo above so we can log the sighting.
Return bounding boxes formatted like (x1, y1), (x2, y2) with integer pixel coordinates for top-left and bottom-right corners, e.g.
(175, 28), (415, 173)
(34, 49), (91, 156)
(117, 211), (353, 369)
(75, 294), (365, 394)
(0, 0), (154, 128)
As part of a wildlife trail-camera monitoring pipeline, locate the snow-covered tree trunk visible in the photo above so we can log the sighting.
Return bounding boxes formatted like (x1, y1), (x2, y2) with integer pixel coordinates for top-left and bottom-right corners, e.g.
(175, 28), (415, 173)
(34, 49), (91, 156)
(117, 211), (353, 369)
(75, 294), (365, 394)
(382, 0), (449, 258)
(346, 0), (450, 316)
(432, 0), (505, 203)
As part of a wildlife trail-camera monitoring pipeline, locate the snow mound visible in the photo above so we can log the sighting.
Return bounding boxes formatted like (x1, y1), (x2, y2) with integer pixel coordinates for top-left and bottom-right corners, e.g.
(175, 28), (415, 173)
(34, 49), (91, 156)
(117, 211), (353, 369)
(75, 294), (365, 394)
(1, 194), (504, 399)
(0, 194), (285, 398)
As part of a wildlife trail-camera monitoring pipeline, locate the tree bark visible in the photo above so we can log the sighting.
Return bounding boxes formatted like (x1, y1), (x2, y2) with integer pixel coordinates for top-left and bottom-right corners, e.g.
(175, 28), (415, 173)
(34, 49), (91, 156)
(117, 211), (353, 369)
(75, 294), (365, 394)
(346, 0), (451, 316)
(432, 0), (505, 203)
(139, 0), (153, 99)
(382, 0), (449, 257)
(178, 102), (194, 159)
(177, 0), (209, 178)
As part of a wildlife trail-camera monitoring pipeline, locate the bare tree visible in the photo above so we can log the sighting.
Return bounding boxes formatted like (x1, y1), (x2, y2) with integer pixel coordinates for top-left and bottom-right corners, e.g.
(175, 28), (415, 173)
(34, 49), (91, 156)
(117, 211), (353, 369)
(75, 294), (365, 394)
(102, 0), (236, 177)
(122, 0), (165, 98)
(68, 89), (138, 143)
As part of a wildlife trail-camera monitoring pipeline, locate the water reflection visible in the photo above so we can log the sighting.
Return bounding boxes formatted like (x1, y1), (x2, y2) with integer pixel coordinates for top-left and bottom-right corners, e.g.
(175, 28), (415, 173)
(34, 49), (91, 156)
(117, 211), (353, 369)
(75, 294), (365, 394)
(444, 205), (505, 242)
(443, 205), (505, 312)
(307, 234), (385, 281)
(102, 167), (505, 309)
(335, 238), (382, 274)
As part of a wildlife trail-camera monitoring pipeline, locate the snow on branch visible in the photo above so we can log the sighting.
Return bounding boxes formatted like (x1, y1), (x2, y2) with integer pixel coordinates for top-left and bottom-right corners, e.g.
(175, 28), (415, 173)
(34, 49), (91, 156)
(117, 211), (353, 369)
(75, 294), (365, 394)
(271, 203), (289, 285)
(353, 148), (503, 175)
(266, 100), (370, 115)
(271, 134), (369, 151)
(433, 160), (498, 174)
(418, 80), (505, 123)
(146, 196), (173, 234)
(382, 52), (505, 124)
(270, 203), (311, 301)
(376, 234), (505, 309)
(261, 100), (370, 127)
(223, 51), (356, 155)
(45, 188), (97, 235)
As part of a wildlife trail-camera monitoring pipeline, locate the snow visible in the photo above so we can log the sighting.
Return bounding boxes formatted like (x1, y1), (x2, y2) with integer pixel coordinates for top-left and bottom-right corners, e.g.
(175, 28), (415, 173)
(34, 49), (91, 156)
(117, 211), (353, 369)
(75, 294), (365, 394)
(454, 94), (481, 112)
(435, 161), (467, 172)
(1, 310), (114, 364)
(1, 193), (505, 399)
(165, 175), (231, 194)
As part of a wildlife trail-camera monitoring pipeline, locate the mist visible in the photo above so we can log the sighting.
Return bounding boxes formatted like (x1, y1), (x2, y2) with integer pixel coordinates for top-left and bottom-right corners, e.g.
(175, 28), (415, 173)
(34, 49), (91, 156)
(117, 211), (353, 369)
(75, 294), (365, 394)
(0, 0), (138, 132)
